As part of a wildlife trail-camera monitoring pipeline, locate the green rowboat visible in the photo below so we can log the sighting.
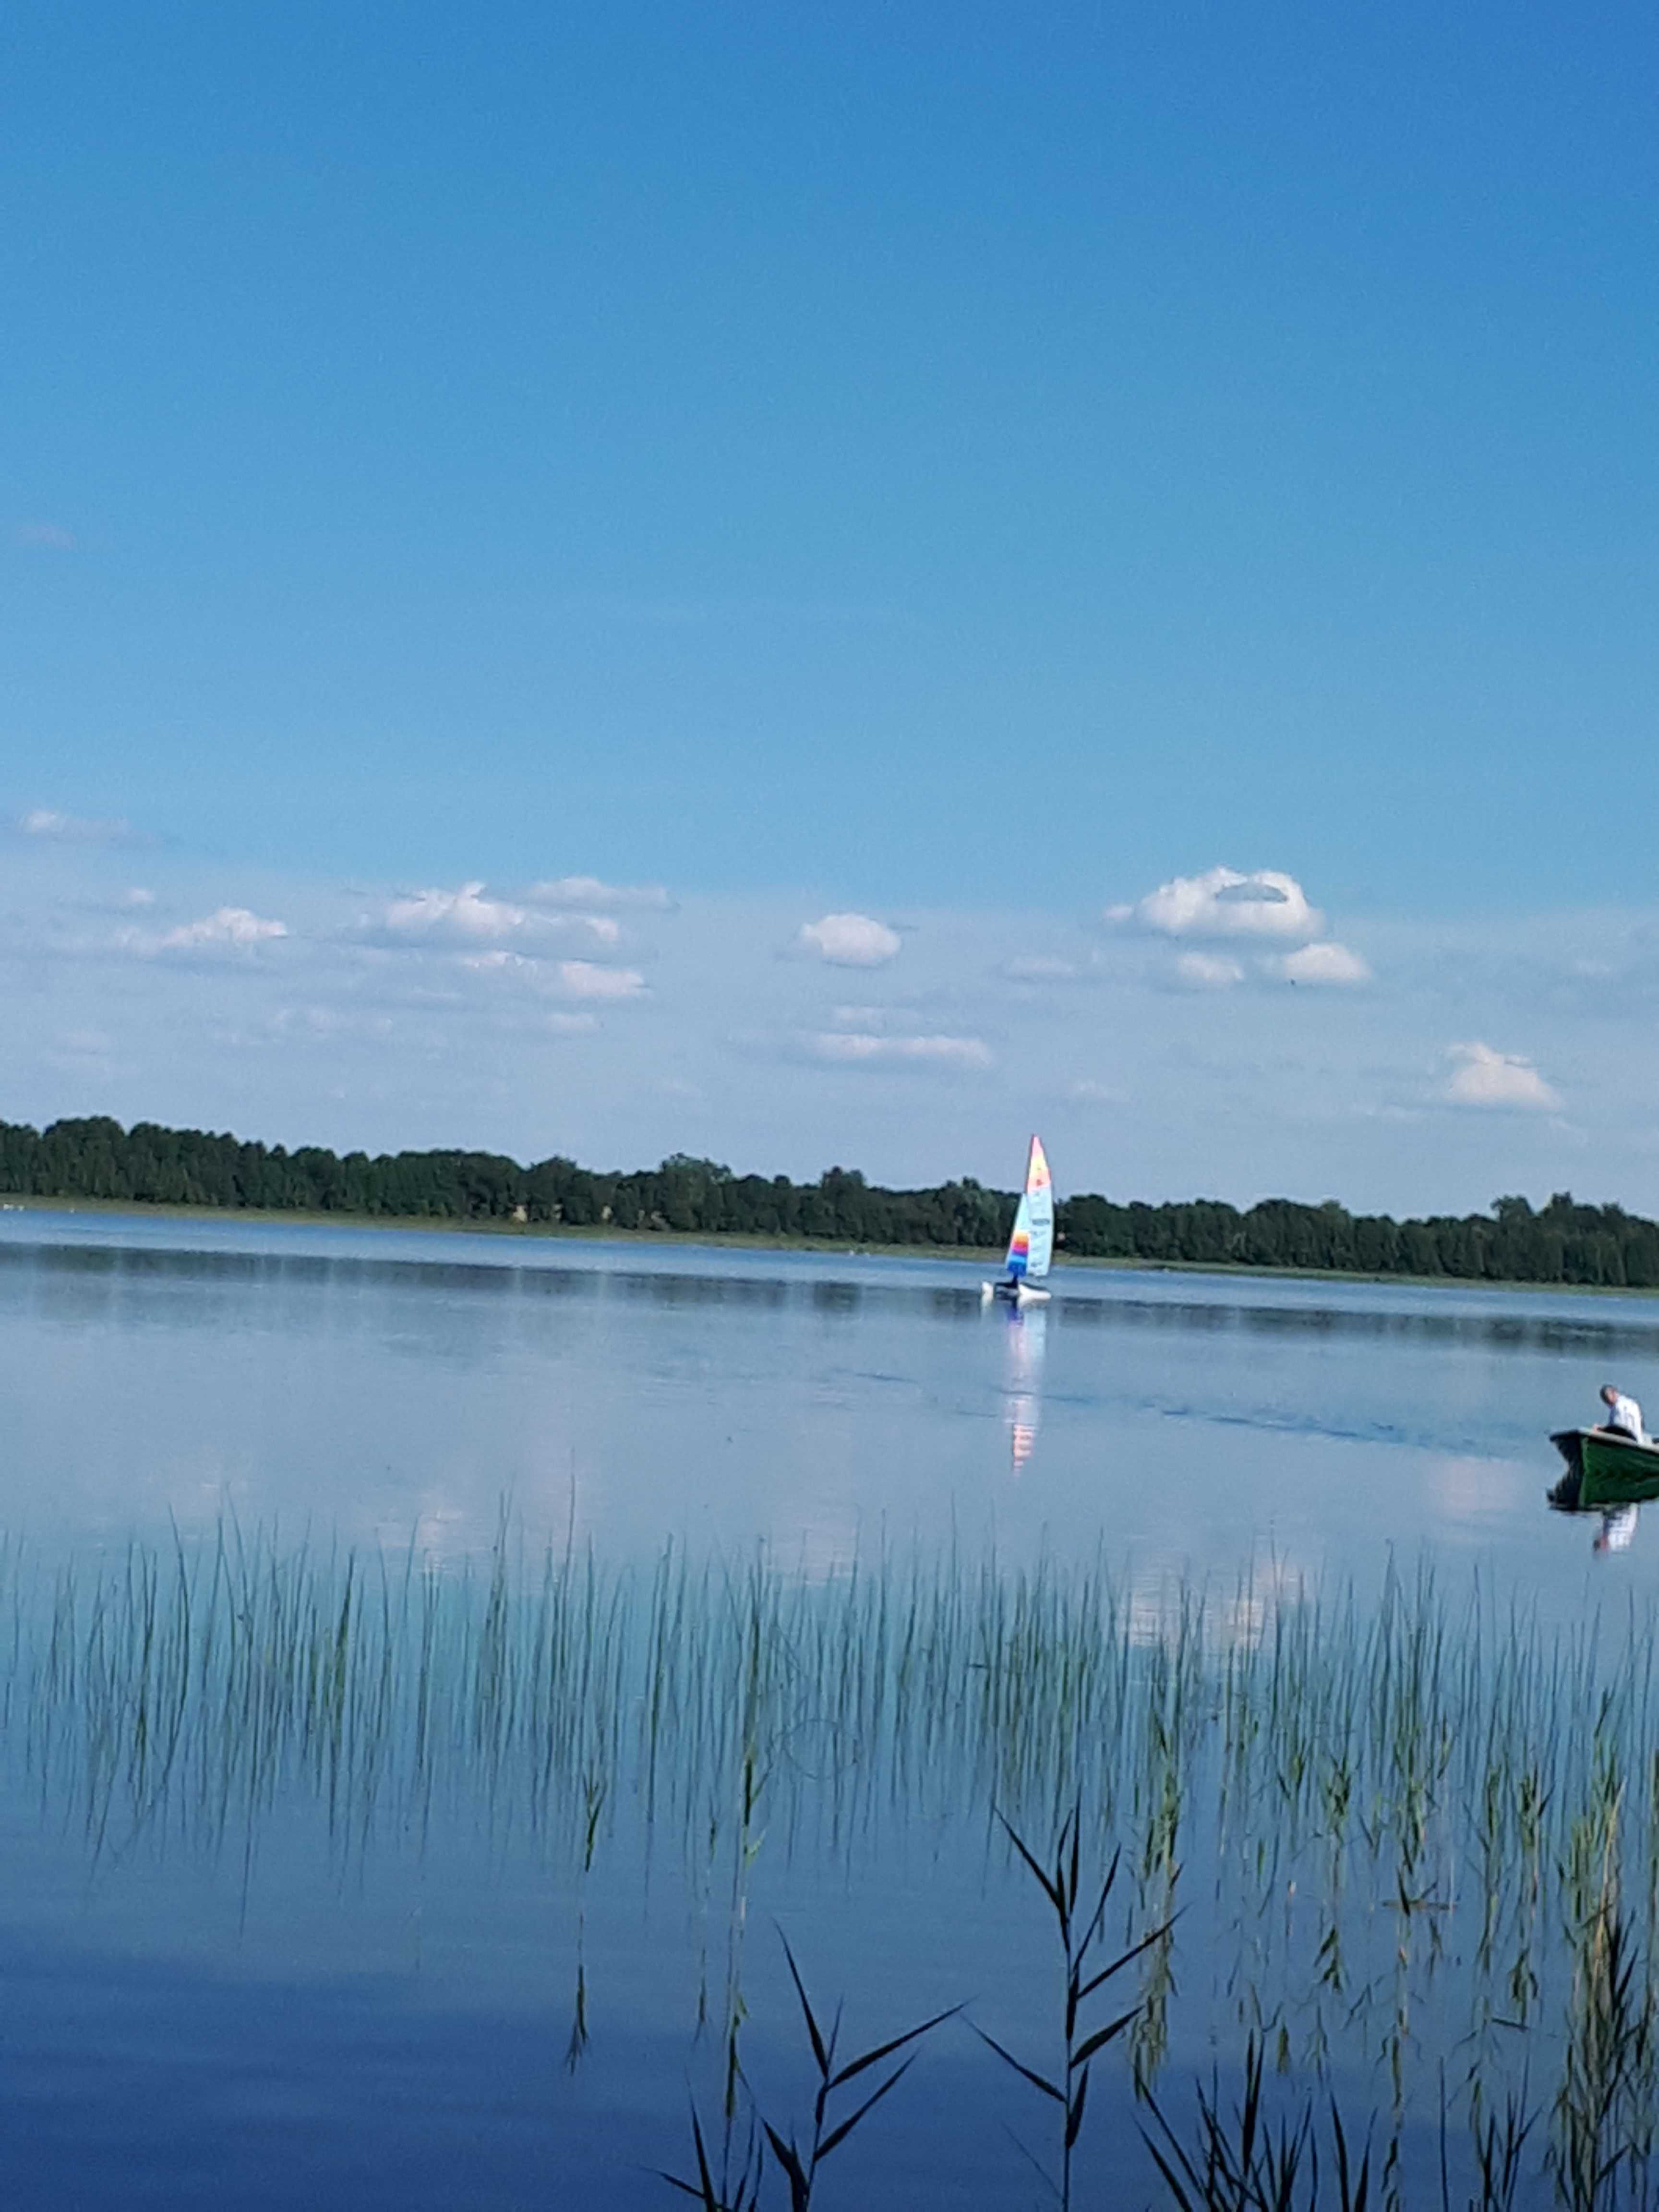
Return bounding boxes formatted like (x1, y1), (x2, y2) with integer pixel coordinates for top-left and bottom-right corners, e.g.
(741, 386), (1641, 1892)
(1549, 1428), (1659, 1511)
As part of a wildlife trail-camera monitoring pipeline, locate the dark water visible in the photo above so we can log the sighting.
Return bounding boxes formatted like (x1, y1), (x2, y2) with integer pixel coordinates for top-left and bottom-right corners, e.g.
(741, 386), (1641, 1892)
(0, 1207), (1654, 2207)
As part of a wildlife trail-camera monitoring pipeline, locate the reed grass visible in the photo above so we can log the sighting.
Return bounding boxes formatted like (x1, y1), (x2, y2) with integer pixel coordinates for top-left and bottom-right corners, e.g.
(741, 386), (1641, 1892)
(978, 1804), (1170, 2208)
(6, 1524), (1659, 2201)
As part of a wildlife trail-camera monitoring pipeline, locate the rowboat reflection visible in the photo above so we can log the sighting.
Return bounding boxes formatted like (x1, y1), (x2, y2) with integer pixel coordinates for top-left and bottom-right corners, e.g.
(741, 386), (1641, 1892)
(1548, 1428), (1659, 1552)
(1001, 1302), (1046, 1474)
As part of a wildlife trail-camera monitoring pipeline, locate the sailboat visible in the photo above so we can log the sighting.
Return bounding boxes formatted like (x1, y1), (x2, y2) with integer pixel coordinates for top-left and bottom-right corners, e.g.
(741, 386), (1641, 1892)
(982, 1136), (1055, 1305)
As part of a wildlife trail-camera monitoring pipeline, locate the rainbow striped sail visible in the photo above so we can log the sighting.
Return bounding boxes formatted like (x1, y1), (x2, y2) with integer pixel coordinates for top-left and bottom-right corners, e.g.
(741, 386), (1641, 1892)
(1002, 1136), (1054, 1283)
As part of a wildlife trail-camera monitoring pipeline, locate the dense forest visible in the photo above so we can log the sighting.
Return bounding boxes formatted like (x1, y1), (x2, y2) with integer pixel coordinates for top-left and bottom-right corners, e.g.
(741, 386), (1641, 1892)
(2, 1113), (1657, 1287)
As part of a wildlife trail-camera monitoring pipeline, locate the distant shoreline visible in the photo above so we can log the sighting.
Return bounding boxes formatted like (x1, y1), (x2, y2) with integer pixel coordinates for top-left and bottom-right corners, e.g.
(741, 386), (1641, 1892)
(5, 1190), (1657, 1300)
(8, 1113), (1653, 1291)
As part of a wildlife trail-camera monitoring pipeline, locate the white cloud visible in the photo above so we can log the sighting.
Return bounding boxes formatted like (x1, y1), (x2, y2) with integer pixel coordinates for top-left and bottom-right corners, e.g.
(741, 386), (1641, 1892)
(458, 950), (534, 974)
(156, 907), (288, 950)
(796, 913), (902, 967)
(524, 876), (671, 910)
(1444, 1041), (1561, 1111)
(122, 887), (156, 909)
(11, 855), (1634, 1212)
(1173, 951), (1245, 989)
(457, 949), (645, 1001)
(552, 961), (646, 1001)
(16, 807), (132, 843)
(807, 1031), (990, 1069)
(1113, 866), (1372, 991)
(379, 881), (619, 947)
(382, 881), (535, 942)
(1111, 867), (1322, 942)
(568, 913), (621, 944)
(1277, 940), (1372, 986)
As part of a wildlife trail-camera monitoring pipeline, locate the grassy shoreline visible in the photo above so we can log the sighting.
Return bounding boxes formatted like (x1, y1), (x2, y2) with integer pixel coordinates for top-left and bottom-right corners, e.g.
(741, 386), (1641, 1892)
(4, 1186), (1657, 1298)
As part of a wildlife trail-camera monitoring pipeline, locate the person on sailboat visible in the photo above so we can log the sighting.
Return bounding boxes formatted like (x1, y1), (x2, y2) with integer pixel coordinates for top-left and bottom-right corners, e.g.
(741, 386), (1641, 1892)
(985, 1136), (1055, 1304)
(1598, 1383), (1647, 1443)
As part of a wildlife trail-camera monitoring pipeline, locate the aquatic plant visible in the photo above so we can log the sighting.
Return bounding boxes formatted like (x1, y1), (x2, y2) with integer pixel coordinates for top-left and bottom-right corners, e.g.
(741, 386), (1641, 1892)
(1551, 1767), (1655, 2211)
(977, 1804), (1171, 2210)
(10, 1521), (1659, 2202)
(661, 1932), (956, 2211)
(1142, 2036), (1373, 2212)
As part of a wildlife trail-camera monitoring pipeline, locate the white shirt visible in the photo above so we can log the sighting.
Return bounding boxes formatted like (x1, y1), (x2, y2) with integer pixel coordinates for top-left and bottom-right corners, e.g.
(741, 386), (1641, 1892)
(1599, 1506), (1640, 1552)
(1606, 1392), (1646, 1443)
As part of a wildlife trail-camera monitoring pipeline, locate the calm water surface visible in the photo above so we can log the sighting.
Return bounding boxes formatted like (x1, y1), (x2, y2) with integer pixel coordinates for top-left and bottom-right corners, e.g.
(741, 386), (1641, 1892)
(0, 1208), (1653, 2207)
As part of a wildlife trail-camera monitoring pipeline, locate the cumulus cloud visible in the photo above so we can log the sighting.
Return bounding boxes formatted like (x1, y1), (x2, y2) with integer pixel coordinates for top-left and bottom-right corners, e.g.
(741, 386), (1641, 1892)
(567, 913), (622, 945)
(16, 807), (132, 843)
(1276, 940), (1372, 986)
(383, 882), (533, 941)
(1111, 867), (1322, 942)
(551, 961), (646, 1001)
(807, 1031), (990, 1069)
(379, 881), (619, 947)
(1444, 1041), (1561, 1111)
(1172, 951), (1246, 989)
(1110, 864), (1378, 992)
(457, 949), (646, 1001)
(796, 913), (902, 967)
(156, 907), (289, 950)
(524, 876), (671, 911)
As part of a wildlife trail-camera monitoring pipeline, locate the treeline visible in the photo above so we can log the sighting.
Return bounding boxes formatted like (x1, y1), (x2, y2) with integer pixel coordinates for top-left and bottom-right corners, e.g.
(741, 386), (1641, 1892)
(3, 1115), (1659, 1287)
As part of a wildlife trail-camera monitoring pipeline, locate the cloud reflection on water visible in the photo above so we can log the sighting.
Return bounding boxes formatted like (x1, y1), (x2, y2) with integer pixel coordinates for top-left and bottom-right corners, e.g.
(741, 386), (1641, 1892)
(2, 1214), (1657, 1608)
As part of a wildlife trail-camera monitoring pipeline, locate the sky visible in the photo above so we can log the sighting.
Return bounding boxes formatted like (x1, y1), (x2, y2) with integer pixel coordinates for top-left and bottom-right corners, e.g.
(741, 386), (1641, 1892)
(4, 0), (1658, 1212)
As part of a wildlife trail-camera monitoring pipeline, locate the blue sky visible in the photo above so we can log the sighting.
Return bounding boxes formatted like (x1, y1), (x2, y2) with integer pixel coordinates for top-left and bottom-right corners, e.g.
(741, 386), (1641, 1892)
(4, 2), (1658, 1207)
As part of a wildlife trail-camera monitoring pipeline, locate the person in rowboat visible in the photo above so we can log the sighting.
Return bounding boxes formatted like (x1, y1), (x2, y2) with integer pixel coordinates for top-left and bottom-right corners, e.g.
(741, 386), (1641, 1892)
(1589, 1385), (1650, 1552)
(1598, 1383), (1647, 1444)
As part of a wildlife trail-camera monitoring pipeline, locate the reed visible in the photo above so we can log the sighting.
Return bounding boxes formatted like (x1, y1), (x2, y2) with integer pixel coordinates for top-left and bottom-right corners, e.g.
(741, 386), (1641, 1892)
(7, 1522), (1659, 2202)
(661, 1932), (956, 2211)
(977, 1804), (1171, 2210)
(1142, 2036), (1372, 2212)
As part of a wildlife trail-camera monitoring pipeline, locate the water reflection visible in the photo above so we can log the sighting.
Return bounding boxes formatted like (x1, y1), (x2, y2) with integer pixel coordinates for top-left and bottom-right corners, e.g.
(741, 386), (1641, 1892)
(9, 1215), (1659, 2200)
(1595, 1504), (1641, 1552)
(1547, 1435), (1659, 1554)
(4, 1518), (1655, 2209)
(15, 1222), (1659, 1359)
(10, 1211), (1659, 1597)
(999, 1302), (1046, 1473)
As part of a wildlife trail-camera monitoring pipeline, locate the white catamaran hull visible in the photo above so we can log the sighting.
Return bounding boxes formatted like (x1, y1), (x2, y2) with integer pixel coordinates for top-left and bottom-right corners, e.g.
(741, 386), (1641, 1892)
(981, 1279), (1051, 1305)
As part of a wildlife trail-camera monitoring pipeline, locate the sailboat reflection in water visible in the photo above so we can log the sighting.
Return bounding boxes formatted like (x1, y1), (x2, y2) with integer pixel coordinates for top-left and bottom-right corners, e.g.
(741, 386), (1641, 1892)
(1002, 1302), (1047, 1475)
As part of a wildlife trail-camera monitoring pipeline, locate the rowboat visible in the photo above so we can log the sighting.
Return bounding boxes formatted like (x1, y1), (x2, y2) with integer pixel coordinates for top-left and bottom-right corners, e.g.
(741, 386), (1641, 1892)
(1548, 1428), (1659, 1511)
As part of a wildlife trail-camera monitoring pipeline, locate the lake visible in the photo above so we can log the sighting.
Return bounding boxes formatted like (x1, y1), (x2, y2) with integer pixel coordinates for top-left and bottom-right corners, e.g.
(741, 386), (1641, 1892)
(0, 1206), (1654, 2208)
